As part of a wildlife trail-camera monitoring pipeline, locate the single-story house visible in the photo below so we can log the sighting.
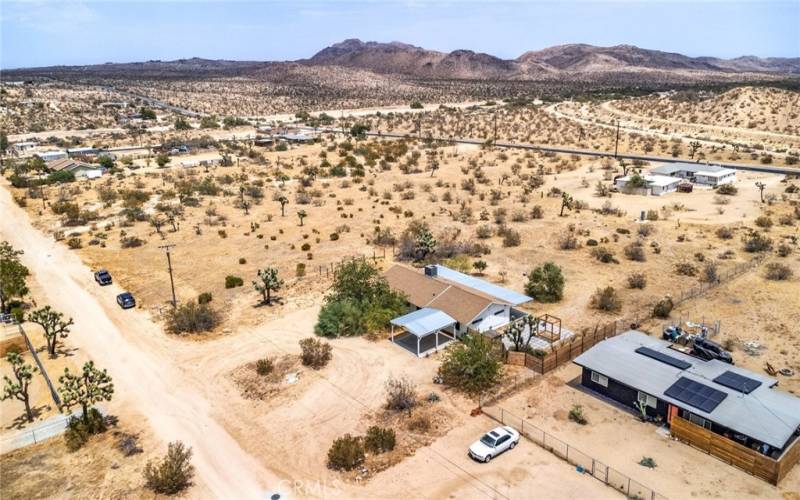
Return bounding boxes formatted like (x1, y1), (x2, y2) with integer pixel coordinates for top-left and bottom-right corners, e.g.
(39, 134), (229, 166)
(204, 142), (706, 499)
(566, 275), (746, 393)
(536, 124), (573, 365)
(67, 147), (101, 157)
(47, 158), (105, 179)
(12, 141), (37, 156)
(615, 174), (680, 196)
(650, 162), (736, 187)
(385, 264), (532, 356)
(34, 150), (68, 162)
(277, 133), (313, 143)
(574, 331), (800, 458)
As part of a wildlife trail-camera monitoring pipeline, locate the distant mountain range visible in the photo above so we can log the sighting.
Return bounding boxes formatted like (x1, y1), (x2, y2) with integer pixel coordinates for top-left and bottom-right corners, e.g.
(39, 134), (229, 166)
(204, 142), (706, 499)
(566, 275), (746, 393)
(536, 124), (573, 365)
(303, 39), (800, 79)
(4, 39), (798, 80)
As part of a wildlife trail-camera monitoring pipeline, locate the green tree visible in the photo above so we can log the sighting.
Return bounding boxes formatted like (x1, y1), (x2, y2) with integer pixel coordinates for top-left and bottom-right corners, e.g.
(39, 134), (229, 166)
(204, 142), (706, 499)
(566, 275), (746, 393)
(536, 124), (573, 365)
(98, 155), (114, 170)
(472, 260), (487, 275)
(174, 117), (191, 130)
(0, 130), (8, 154)
(139, 107), (157, 120)
(0, 241), (30, 313)
(438, 333), (503, 397)
(28, 306), (73, 358)
(252, 267), (283, 305)
(156, 154), (171, 167)
(297, 209), (307, 226)
(627, 171), (647, 189)
(59, 361), (114, 424)
(200, 116), (219, 129)
(524, 262), (565, 303)
(1, 352), (37, 422)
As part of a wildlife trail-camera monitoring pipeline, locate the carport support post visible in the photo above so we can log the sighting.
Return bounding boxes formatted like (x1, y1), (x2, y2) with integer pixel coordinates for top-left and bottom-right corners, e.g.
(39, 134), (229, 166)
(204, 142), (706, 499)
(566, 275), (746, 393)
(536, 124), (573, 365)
(417, 335), (420, 357)
(391, 324), (394, 342)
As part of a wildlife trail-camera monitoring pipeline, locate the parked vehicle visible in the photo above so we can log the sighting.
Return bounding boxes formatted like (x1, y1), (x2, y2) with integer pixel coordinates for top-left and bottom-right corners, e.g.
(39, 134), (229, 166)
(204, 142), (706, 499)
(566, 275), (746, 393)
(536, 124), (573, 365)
(468, 426), (520, 462)
(116, 292), (136, 309)
(692, 337), (733, 364)
(94, 269), (112, 286)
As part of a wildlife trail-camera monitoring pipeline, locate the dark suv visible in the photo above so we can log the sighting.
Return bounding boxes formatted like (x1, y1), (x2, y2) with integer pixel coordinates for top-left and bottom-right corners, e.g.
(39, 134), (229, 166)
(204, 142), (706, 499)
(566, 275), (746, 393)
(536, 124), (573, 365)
(116, 292), (136, 309)
(692, 337), (733, 364)
(94, 269), (112, 286)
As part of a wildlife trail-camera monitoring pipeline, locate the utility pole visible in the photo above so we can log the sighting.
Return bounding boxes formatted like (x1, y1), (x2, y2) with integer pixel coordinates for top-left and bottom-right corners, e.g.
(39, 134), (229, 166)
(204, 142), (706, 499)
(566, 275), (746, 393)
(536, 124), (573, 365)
(159, 244), (177, 309)
(493, 112), (497, 145)
(614, 120), (620, 159)
(417, 116), (422, 141)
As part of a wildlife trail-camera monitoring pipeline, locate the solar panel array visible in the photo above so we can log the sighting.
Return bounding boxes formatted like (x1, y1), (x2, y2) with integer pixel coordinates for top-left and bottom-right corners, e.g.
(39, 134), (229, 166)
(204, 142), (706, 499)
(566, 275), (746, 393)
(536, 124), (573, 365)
(635, 346), (692, 370)
(713, 371), (763, 394)
(665, 377), (728, 413)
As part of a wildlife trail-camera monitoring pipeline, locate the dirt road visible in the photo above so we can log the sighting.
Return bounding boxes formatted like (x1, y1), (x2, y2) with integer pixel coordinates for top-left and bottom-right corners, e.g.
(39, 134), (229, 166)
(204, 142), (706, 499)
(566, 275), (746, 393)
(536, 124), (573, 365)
(0, 182), (280, 498)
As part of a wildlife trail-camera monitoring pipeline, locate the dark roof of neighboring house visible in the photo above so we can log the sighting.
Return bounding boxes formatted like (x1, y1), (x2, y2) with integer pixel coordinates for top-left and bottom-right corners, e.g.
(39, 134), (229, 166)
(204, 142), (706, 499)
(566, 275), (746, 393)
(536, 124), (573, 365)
(574, 331), (800, 449)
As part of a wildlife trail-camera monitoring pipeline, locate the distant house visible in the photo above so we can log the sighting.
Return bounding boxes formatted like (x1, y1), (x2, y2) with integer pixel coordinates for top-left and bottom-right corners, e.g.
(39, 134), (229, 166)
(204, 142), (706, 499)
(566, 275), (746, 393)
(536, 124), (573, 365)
(650, 162), (736, 187)
(574, 331), (800, 462)
(615, 174), (680, 196)
(34, 150), (68, 162)
(66, 147), (101, 158)
(47, 158), (105, 179)
(11, 141), (37, 156)
(277, 133), (313, 143)
(180, 156), (222, 168)
(385, 264), (532, 356)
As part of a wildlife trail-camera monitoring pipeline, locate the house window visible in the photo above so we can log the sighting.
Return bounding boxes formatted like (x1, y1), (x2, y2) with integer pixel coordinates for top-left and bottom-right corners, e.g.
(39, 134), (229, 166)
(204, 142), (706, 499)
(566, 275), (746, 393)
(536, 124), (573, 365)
(637, 391), (657, 408)
(590, 371), (608, 387)
(683, 410), (712, 430)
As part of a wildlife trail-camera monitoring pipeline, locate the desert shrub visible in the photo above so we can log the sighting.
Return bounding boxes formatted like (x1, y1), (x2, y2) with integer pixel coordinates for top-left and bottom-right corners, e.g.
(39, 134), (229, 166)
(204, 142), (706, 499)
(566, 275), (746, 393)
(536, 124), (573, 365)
(765, 263), (793, 281)
(717, 184), (738, 195)
(116, 432), (143, 457)
(591, 247), (617, 264)
(623, 241), (646, 262)
(501, 228), (521, 247)
(301, 243), (311, 251)
(166, 302), (220, 334)
(777, 244), (792, 257)
(524, 262), (564, 303)
(586, 238), (598, 246)
(255, 358), (273, 376)
(120, 236), (144, 248)
(475, 224), (494, 239)
(327, 434), (365, 471)
(755, 216), (773, 229)
(238, 257), (247, 265)
(715, 227), (734, 240)
(701, 262), (719, 283)
(558, 232), (580, 250)
(742, 232), (772, 253)
(329, 232), (340, 241)
(225, 275), (244, 288)
(639, 457), (657, 469)
(438, 333), (502, 396)
(590, 287), (621, 312)
(627, 272), (647, 289)
(385, 376), (417, 413)
(364, 426), (396, 454)
(296, 263), (306, 277)
(64, 408), (106, 451)
(653, 296), (674, 319)
(645, 210), (659, 221)
(637, 224), (655, 237)
(530, 205), (543, 219)
(67, 237), (82, 249)
(675, 261), (698, 276)
(299, 337), (332, 369)
(616, 228), (630, 235)
(144, 441), (194, 495)
(407, 414), (431, 433)
(197, 292), (212, 304)
(568, 404), (587, 425)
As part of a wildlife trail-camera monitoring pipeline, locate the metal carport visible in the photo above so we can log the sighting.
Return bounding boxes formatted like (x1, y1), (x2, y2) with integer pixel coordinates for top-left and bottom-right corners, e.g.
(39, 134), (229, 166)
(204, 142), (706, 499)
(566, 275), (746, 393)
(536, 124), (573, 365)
(390, 308), (457, 357)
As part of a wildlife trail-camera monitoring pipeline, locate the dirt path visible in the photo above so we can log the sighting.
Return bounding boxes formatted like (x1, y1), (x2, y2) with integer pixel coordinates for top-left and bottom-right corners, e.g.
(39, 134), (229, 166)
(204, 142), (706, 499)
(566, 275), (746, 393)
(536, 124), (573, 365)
(0, 182), (280, 498)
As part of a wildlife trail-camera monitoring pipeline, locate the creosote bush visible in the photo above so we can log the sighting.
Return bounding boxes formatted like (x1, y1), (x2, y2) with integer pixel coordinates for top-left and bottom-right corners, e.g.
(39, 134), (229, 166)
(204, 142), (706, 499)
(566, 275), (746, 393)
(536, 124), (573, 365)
(166, 302), (220, 334)
(144, 441), (195, 495)
(385, 376), (417, 413)
(299, 337), (332, 369)
(255, 358), (274, 376)
(364, 426), (396, 454)
(65, 408), (106, 451)
(327, 434), (365, 471)
(743, 231), (772, 253)
(765, 263), (792, 281)
(225, 275), (244, 288)
(569, 404), (587, 425)
(653, 296), (674, 319)
(627, 272), (647, 289)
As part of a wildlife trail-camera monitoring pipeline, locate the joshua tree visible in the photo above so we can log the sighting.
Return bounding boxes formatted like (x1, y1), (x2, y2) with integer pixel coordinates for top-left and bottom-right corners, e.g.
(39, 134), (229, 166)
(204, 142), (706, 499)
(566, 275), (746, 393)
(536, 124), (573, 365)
(688, 141), (702, 159)
(59, 361), (114, 423)
(560, 192), (574, 217)
(278, 195), (288, 216)
(28, 306), (73, 358)
(297, 210), (307, 227)
(756, 182), (766, 203)
(1, 352), (37, 422)
(252, 267), (284, 305)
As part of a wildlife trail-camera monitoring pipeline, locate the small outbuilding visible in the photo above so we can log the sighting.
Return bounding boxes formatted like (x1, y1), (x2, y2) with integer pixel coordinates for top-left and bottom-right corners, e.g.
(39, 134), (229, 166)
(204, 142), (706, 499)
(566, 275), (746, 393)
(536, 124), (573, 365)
(390, 307), (457, 357)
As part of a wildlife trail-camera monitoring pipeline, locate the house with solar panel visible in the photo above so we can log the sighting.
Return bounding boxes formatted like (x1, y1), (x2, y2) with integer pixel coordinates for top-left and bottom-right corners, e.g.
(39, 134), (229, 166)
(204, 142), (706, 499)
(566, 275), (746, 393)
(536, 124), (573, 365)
(574, 331), (800, 474)
(384, 264), (533, 357)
